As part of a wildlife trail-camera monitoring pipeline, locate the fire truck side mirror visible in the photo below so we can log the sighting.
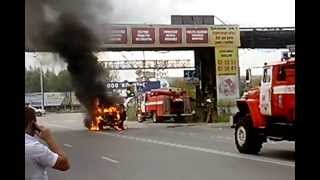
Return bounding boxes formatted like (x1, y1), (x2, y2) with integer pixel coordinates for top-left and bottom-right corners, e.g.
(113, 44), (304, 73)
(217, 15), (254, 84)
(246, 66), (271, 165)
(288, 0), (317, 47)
(245, 69), (252, 84)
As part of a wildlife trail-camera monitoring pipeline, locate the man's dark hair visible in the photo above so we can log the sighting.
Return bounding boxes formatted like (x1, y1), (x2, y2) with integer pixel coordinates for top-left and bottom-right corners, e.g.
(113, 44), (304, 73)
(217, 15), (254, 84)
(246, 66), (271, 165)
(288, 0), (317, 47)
(25, 107), (36, 129)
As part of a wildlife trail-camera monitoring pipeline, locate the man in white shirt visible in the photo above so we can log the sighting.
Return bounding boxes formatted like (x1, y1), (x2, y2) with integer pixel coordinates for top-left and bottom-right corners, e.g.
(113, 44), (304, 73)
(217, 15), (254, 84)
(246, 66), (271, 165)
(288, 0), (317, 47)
(25, 107), (70, 180)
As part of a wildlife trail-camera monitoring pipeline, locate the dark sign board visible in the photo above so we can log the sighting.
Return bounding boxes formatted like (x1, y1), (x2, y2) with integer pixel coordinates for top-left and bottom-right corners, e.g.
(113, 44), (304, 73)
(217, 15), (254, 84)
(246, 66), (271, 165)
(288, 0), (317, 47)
(171, 15), (215, 25)
(159, 28), (182, 44)
(143, 81), (161, 92)
(132, 28), (155, 44)
(186, 28), (208, 43)
(184, 70), (198, 78)
(106, 82), (129, 89)
(106, 81), (160, 91)
(104, 28), (127, 44)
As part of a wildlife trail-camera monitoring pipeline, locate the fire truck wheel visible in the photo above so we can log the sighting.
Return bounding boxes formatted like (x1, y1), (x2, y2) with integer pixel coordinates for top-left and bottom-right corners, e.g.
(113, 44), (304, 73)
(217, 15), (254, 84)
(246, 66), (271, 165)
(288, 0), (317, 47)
(137, 114), (144, 122)
(235, 116), (263, 154)
(152, 113), (158, 123)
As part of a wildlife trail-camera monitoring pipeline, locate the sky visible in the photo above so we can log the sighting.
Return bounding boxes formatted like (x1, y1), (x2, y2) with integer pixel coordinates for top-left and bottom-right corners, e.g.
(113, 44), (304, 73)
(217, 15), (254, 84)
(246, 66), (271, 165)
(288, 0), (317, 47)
(25, 0), (294, 81)
(107, 0), (294, 27)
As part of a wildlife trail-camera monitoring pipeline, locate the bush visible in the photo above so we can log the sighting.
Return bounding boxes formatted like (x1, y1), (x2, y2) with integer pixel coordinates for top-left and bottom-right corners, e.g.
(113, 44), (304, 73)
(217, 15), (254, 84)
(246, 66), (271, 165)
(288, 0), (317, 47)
(126, 101), (137, 121)
(216, 114), (231, 123)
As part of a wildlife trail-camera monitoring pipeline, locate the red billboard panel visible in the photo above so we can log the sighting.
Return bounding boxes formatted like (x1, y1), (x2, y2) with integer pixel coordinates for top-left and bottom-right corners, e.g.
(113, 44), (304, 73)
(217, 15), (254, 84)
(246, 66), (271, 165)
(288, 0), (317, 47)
(186, 28), (208, 43)
(132, 28), (155, 44)
(105, 28), (127, 44)
(159, 28), (182, 44)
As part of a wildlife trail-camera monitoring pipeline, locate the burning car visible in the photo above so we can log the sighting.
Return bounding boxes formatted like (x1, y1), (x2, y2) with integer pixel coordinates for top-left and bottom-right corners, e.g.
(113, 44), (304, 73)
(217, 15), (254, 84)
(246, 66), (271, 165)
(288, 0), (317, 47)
(83, 97), (127, 131)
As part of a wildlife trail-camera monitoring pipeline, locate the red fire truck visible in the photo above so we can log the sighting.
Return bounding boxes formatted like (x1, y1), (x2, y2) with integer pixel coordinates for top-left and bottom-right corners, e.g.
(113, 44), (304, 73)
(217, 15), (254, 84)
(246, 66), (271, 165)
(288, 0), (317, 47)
(232, 48), (295, 154)
(136, 88), (193, 123)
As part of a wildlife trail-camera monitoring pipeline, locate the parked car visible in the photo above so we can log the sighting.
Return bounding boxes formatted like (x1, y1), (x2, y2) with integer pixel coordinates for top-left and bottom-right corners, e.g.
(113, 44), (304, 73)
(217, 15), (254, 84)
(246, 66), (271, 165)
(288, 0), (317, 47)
(26, 104), (46, 116)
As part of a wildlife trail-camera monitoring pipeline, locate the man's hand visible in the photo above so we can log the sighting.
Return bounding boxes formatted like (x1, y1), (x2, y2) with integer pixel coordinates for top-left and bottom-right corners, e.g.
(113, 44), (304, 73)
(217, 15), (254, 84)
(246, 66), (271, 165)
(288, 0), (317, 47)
(34, 124), (54, 143)
(34, 123), (70, 171)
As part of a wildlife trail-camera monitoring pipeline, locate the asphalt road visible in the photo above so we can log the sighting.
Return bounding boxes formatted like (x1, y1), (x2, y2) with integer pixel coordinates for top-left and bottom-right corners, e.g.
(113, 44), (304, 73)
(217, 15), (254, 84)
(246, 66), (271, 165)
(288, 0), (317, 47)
(37, 113), (294, 180)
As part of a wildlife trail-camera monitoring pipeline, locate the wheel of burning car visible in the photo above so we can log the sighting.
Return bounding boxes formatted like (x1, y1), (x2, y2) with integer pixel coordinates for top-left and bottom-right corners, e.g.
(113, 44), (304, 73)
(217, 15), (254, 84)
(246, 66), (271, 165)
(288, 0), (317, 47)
(235, 116), (263, 154)
(98, 121), (104, 130)
(83, 117), (91, 129)
(152, 113), (158, 123)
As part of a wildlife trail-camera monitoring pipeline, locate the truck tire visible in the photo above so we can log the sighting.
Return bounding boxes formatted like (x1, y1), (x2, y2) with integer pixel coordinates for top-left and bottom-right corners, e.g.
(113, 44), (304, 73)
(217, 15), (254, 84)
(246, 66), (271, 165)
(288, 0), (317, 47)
(137, 114), (145, 123)
(152, 113), (158, 123)
(235, 116), (263, 154)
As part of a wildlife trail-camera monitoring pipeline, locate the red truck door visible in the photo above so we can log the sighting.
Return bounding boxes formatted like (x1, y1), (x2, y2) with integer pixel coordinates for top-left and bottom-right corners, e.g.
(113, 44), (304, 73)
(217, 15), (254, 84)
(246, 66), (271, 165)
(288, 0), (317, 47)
(260, 66), (272, 116)
(271, 64), (295, 120)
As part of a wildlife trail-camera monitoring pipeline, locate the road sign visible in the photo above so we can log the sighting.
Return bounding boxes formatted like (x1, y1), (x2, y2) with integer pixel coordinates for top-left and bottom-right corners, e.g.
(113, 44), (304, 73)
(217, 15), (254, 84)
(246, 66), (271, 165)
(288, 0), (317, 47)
(143, 81), (161, 92)
(184, 70), (198, 78)
(106, 81), (161, 92)
(184, 70), (199, 84)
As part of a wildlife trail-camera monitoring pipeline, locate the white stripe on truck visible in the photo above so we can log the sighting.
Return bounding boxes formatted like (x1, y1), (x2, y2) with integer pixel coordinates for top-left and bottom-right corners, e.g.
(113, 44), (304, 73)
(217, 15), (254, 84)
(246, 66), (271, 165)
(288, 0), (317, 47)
(273, 85), (295, 94)
(145, 101), (164, 106)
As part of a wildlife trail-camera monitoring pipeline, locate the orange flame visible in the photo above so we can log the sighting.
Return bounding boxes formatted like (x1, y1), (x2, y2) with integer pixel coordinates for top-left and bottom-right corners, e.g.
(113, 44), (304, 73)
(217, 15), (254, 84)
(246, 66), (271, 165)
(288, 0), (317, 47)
(89, 100), (122, 131)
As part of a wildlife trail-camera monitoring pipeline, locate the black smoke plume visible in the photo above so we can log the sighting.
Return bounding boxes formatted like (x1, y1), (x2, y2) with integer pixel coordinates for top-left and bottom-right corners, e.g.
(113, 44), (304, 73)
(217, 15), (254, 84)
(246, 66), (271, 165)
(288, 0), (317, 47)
(47, 14), (113, 112)
(26, 1), (119, 112)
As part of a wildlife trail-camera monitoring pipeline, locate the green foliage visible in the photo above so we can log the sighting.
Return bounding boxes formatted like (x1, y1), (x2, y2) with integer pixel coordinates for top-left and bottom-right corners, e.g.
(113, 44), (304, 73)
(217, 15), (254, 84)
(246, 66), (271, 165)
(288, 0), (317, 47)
(25, 66), (117, 93)
(126, 102), (137, 121)
(216, 114), (231, 123)
(169, 78), (196, 99)
(25, 66), (41, 93)
(239, 75), (261, 96)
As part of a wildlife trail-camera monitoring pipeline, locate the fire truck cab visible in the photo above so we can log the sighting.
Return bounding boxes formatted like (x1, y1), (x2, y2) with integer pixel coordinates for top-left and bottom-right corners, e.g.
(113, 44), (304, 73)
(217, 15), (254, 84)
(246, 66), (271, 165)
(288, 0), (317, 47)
(136, 88), (193, 123)
(232, 48), (295, 154)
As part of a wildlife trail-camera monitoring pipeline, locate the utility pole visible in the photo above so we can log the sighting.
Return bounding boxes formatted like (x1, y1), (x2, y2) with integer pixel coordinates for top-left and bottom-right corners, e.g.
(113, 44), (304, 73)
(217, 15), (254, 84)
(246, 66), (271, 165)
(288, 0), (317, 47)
(142, 51), (146, 81)
(34, 53), (45, 110)
(40, 66), (44, 110)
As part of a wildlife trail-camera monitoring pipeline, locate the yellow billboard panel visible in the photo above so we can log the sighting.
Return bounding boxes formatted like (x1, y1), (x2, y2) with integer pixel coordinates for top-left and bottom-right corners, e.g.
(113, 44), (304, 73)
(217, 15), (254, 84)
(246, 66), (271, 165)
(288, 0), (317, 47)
(215, 47), (238, 75)
(209, 26), (240, 47)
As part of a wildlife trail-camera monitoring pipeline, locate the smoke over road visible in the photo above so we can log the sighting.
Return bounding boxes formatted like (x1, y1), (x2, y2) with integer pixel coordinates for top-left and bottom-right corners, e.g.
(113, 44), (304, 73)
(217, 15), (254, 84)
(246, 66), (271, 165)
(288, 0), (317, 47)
(26, 0), (118, 112)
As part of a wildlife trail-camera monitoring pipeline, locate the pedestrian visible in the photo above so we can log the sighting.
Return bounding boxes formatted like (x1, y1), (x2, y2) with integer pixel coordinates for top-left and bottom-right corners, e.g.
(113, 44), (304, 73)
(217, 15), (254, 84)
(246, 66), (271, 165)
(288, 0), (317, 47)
(25, 107), (70, 180)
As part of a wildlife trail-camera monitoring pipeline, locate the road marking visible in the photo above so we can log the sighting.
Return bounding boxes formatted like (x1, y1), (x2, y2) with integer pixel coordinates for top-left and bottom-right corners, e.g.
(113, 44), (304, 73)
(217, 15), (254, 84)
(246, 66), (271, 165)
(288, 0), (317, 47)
(40, 122), (79, 130)
(63, 144), (73, 148)
(97, 131), (294, 168)
(101, 156), (119, 164)
(43, 122), (294, 168)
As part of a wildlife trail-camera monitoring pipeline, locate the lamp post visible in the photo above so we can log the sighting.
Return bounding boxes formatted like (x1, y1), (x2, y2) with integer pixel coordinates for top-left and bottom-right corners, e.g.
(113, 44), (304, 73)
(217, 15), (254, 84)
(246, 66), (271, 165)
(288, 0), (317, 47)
(34, 53), (45, 110)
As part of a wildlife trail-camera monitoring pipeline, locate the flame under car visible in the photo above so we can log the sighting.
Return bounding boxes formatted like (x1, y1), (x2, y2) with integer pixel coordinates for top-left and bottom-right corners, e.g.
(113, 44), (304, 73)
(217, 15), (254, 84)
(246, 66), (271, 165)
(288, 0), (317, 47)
(84, 98), (126, 131)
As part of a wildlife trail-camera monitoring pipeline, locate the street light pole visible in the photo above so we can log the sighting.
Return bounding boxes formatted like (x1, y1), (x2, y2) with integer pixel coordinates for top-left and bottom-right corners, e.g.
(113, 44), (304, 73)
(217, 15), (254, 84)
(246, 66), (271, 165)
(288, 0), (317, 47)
(34, 53), (45, 110)
(142, 51), (146, 81)
(40, 66), (44, 110)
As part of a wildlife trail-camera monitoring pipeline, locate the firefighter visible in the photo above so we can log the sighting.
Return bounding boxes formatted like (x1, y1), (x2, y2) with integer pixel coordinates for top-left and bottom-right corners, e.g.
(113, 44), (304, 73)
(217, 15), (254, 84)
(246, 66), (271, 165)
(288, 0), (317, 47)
(118, 104), (128, 130)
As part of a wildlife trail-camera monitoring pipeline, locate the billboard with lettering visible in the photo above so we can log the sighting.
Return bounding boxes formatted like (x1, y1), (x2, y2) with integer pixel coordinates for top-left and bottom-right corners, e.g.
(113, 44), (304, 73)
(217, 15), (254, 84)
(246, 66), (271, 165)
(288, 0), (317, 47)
(159, 28), (182, 44)
(132, 28), (155, 44)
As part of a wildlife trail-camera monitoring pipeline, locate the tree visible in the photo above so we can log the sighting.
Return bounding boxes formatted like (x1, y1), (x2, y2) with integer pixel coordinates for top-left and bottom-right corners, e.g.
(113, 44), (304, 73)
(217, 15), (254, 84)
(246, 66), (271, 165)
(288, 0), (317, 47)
(169, 78), (196, 99)
(56, 70), (72, 92)
(25, 66), (41, 93)
(25, 65), (118, 93)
